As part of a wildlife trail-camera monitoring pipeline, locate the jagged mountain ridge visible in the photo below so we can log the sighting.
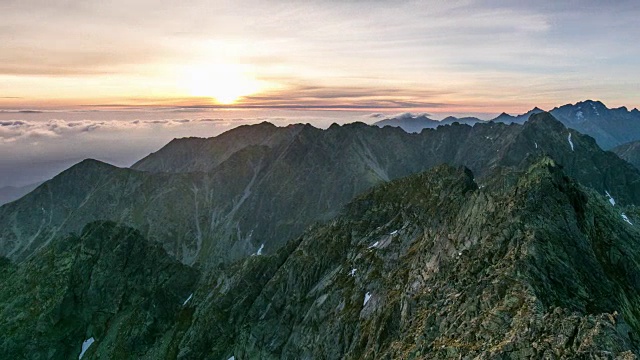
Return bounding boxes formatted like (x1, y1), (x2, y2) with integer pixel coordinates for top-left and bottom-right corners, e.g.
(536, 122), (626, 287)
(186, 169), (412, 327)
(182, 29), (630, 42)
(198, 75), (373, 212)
(375, 100), (640, 149)
(2, 113), (640, 269)
(4, 161), (640, 358)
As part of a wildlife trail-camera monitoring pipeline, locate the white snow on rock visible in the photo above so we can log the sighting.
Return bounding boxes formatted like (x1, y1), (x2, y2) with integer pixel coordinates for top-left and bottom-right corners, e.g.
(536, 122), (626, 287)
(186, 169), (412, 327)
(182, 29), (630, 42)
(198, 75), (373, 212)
(622, 213), (633, 225)
(605, 191), (616, 206)
(576, 110), (584, 120)
(535, 142), (538, 149)
(79, 337), (95, 359)
(228, 357), (235, 360)
(349, 268), (357, 277)
(182, 293), (193, 306)
(567, 133), (574, 151)
(367, 241), (379, 249)
(390, 230), (398, 235)
(255, 243), (264, 256)
(363, 292), (372, 306)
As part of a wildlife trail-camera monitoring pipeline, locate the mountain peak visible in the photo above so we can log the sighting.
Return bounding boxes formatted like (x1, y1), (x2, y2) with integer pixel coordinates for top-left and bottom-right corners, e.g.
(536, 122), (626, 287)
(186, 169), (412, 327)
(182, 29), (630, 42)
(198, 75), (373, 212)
(525, 111), (566, 131)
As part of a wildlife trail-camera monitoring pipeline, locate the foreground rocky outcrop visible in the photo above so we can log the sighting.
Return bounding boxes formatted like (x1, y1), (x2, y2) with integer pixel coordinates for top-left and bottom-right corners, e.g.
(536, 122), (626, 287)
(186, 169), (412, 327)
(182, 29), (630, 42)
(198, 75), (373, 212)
(2, 159), (640, 358)
(178, 160), (640, 359)
(0, 222), (198, 359)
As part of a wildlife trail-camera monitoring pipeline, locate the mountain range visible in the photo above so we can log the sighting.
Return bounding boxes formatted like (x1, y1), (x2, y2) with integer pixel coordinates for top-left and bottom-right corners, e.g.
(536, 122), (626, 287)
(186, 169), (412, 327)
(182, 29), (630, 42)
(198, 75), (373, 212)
(3, 113), (640, 269)
(3, 109), (640, 358)
(375, 100), (640, 150)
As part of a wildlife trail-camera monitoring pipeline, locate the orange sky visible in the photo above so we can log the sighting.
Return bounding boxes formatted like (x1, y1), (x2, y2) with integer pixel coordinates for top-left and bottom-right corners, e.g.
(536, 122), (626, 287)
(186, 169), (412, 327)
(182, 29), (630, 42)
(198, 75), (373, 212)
(1, 0), (639, 115)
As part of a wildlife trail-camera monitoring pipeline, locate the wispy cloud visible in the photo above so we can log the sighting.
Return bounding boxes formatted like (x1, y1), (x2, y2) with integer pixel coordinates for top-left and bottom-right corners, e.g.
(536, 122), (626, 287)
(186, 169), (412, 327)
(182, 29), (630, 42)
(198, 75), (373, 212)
(1, 0), (639, 111)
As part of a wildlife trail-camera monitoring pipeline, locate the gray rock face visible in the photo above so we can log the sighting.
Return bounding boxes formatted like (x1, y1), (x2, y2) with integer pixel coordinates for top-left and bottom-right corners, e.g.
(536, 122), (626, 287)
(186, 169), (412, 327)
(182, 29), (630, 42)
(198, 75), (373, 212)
(0, 221), (198, 359)
(2, 113), (640, 270)
(190, 161), (639, 359)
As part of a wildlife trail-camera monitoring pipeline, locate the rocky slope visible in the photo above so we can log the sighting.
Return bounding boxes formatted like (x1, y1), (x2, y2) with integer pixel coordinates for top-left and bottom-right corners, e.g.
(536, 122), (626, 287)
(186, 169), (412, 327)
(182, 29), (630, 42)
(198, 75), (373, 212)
(172, 160), (640, 359)
(0, 221), (198, 359)
(375, 100), (640, 149)
(4, 160), (640, 358)
(2, 113), (640, 270)
(614, 140), (640, 170)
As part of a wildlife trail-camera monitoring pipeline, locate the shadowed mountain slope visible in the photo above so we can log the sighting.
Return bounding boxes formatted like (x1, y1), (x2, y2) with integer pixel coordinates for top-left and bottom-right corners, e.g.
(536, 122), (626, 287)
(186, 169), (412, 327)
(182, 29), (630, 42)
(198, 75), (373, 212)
(5, 161), (639, 358)
(2, 113), (640, 270)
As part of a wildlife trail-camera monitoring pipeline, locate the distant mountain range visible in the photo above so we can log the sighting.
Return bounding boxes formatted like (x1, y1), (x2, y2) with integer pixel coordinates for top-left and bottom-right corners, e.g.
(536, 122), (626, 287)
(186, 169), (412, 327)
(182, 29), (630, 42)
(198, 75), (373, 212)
(375, 100), (640, 149)
(3, 113), (639, 268)
(3, 110), (640, 357)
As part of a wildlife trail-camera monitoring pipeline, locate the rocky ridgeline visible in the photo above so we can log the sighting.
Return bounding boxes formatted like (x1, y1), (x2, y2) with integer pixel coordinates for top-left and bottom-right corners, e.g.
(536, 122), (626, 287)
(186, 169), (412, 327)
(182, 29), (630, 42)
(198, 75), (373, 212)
(0, 221), (197, 359)
(2, 160), (640, 358)
(1, 113), (640, 271)
(375, 100), (640, 150)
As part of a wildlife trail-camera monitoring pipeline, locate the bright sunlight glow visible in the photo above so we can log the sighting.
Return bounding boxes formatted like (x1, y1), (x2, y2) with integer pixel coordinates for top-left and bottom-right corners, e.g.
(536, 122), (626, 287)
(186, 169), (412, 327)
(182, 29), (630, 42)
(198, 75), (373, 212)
(182, 64), (263, 104)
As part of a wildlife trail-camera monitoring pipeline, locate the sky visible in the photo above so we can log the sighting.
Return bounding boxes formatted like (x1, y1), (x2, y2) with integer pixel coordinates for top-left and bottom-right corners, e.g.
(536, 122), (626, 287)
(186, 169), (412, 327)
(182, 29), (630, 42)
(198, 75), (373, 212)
(1, 0), (639, 188)
(2, 0), (639, 113)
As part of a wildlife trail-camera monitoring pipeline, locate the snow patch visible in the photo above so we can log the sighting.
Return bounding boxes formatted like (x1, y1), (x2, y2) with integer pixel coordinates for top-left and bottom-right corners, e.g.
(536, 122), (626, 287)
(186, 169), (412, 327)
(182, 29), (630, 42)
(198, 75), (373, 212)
(390, 230), (398, 235)
(567, 133), (574, 151)
(576, 110), (584, 120)
(367, 241), (380, 249)
(605, 191), (616, 206)
(254, 243), (264, 256)
(349, 268), (357, 277)
(79, 337), (95, 359)
(182, 293), (193, 306)
(622, 213), (633, 225)
(534, 142), (538, 149)
(363, 292), (372, 306)
(228, 357), (235, 360)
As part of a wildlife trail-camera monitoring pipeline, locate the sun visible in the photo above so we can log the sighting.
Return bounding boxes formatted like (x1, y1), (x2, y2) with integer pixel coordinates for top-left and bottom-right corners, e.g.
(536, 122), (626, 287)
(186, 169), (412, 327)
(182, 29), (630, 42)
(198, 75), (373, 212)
(182, 64), (262, 104)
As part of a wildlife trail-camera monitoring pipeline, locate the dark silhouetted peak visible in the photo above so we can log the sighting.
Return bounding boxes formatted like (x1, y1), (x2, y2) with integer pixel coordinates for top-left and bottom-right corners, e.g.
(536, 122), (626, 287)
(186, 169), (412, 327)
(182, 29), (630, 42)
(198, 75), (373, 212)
(525, 111), (566, 130)
(60, 159), (118, 177)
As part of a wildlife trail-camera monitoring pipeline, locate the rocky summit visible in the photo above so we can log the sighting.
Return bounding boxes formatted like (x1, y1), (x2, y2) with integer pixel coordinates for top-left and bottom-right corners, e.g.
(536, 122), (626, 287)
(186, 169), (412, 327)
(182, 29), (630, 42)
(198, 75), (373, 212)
(2, 112), (640, 359)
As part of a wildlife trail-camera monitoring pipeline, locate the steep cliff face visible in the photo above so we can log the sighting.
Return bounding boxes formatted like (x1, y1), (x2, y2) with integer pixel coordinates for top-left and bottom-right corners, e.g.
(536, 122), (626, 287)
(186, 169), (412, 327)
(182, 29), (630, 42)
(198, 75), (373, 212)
(2, 160), (640, 359)
(173, 161), (640, 359)
(0, 221), (198, 360)
(2, 113), (640, 270)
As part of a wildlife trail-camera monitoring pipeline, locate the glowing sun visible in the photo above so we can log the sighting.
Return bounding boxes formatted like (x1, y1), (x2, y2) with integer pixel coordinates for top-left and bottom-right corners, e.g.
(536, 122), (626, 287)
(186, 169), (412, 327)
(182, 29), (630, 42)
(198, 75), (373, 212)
(182, 64), (261, 104)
